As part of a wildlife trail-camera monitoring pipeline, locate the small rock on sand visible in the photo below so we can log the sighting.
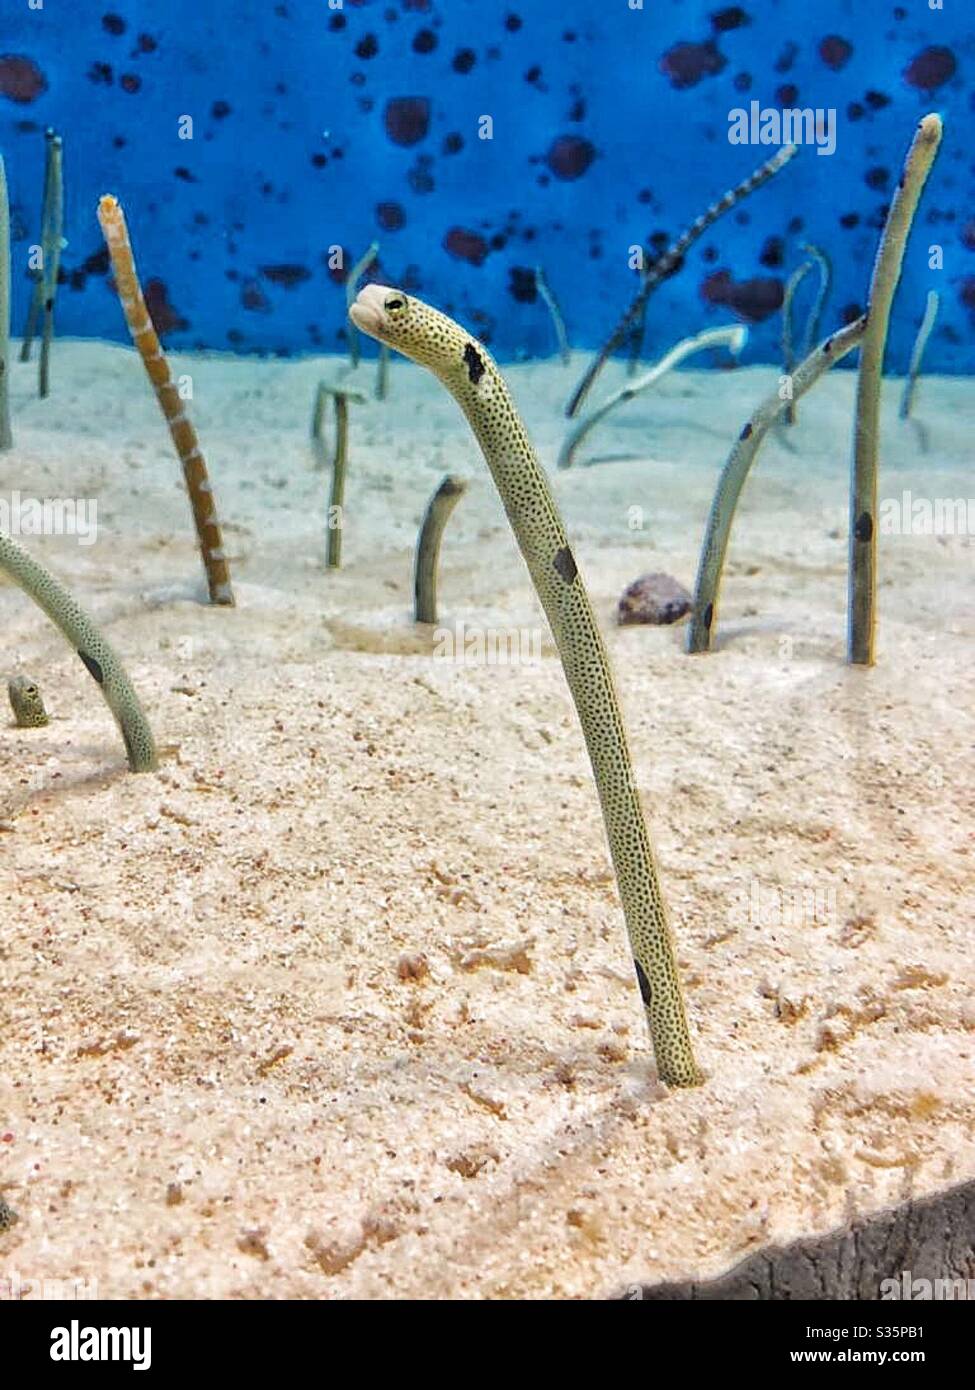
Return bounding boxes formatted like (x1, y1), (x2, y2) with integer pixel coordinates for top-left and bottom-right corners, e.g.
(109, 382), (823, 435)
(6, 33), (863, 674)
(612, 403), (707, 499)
(617, 572), (693, 626)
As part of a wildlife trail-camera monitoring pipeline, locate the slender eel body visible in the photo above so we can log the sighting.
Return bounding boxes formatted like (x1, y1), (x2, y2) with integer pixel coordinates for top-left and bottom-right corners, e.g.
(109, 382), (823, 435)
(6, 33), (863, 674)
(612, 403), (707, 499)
(781, 244), (831, 426)
(326, 394), (348, 569)
(0, 533), (157, 770)
(345, 240), (379, 370)
(899, 289), (939, 420)
(7, 674), (48, 727)
(534, 267), (570, 366)
(351, 285), (701, 1086)
(97, 195), (235, 607)
(687, 315), (866, 655)
(566, 144), (797, 418)
(0, 154), (12, 450)
(557, 325), (745, 471)
(414, 475), (468, 624)
(849, 113), (942, 667)
(38, 133), (63, 400)
(21, 128), (56, 365)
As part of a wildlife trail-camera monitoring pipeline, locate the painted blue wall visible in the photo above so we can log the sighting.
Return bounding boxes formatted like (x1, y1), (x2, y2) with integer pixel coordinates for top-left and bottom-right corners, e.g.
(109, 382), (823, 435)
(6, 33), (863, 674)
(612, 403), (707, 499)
(1, 0), (971, 368)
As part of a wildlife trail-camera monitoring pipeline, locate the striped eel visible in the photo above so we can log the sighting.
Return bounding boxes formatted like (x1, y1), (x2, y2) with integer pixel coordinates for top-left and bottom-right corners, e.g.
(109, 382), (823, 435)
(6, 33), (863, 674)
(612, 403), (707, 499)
(350, 285), (701, 1087)
(0, 533), (157, 771)
(565, 144), (798, 417)
(97, 195), (234, 607)
(7, 674), (49, 727)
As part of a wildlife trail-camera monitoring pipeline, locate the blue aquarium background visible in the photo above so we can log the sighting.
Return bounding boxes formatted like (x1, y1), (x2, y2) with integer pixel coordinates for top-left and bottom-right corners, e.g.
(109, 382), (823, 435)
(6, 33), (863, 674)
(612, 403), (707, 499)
(1, 0), (971, 368)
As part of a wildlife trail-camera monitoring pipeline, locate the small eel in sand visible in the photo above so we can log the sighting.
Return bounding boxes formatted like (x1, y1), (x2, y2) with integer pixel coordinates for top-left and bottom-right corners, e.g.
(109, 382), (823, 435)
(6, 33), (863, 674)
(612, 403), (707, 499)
(7, 674), (49, 727)
(350, 285), (701, 1087)
(0, 533), (157, 771)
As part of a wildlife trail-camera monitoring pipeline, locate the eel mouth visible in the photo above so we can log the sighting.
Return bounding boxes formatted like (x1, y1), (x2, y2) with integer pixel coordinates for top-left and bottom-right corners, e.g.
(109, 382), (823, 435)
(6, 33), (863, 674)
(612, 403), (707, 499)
(349, 284), (389, 338)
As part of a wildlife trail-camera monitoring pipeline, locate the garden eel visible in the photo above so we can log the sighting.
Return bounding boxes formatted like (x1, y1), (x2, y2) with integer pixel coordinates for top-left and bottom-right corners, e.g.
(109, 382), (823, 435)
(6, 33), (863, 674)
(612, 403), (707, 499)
(350, 285), (701, 1087)
(415, 475), (468, 625)
(687, 315), (867, 655)
(0, 533), (157, 771)
(566, 143), (798, 418)
(849, 112), (942, 667)
(8, 674), (49, 727)
(557, 324), (746, 471)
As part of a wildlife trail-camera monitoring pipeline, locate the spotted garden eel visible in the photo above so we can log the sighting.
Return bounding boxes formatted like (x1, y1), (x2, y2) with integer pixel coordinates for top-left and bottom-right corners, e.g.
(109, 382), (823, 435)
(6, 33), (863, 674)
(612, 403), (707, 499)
(0, 533), (157, 771)
(7, 674), (49, 727)
(350, 285), (701, 1086)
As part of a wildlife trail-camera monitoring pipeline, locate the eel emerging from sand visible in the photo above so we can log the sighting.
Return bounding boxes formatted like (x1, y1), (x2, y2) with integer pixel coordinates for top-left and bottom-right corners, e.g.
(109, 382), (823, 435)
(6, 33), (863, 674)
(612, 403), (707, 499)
(0, 533), (157, 771)
(350, 285), (701, 1087)
(7, 674), (49, 727)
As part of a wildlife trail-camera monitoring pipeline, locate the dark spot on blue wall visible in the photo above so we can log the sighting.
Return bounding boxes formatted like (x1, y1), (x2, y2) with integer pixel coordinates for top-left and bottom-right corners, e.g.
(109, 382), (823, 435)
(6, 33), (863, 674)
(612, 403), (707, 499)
(0, 56), (47, 103)
(442, 131), (463, 155)
(355, 34), (378, 60)
(903, 46), (956, 92)
(545, 135), (595, 180)
(444, 227), (489, 266)
(102, 13), (125, 35)
(377, 201), (406, 231)
(504, 13), (522, 31)
(865, 166), (889, 191)
(508, 267), (536, 303)
(453, 48), (476, 74)
(819, 35), (853, 70)
(144, 279), (188, 335)
(260, 264), (311, 288)
(659, 40), (727, 90)
(413, 29), (437, 54)
(960, 278), (975, 318)
(384, 96), (430, 145)
(408, 155), (434, 193)
(211, 99), (232, 119)
(120, 74), (141, 93)
(88, 62), (113, 85)
(759, 236), (783, 269)
(701, 269), (783, 322)
(711, 7), (749, 32)
(242, 279), (270, 312)
(775, 41), (798, 73)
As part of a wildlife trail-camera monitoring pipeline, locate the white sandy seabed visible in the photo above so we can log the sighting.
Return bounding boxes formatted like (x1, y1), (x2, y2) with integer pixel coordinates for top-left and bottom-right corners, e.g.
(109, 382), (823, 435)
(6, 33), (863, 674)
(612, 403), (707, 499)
(0, 338), (972, 1299)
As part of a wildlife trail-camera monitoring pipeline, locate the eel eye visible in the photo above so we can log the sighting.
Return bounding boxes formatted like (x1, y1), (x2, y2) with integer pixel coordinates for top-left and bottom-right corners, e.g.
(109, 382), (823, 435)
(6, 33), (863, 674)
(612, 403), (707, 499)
(25, 686), (37, 695)
(385, 295), (406, 314)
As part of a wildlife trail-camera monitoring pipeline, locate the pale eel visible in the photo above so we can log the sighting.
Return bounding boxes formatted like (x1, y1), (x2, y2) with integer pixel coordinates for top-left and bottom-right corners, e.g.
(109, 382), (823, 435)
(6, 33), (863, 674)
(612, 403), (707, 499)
(687, 315), (867, 655)
(414, 474), (468, 625)
(350, 285), (701, 1087)
(7, 674), (49, 727)
(849, 113), (942, 666)
(0, 533), (157, 771)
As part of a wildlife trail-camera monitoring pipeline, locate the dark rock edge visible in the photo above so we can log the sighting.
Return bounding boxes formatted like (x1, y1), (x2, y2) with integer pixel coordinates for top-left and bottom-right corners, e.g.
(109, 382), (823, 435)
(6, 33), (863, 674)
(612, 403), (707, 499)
(613, 1177), (975, 1300)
